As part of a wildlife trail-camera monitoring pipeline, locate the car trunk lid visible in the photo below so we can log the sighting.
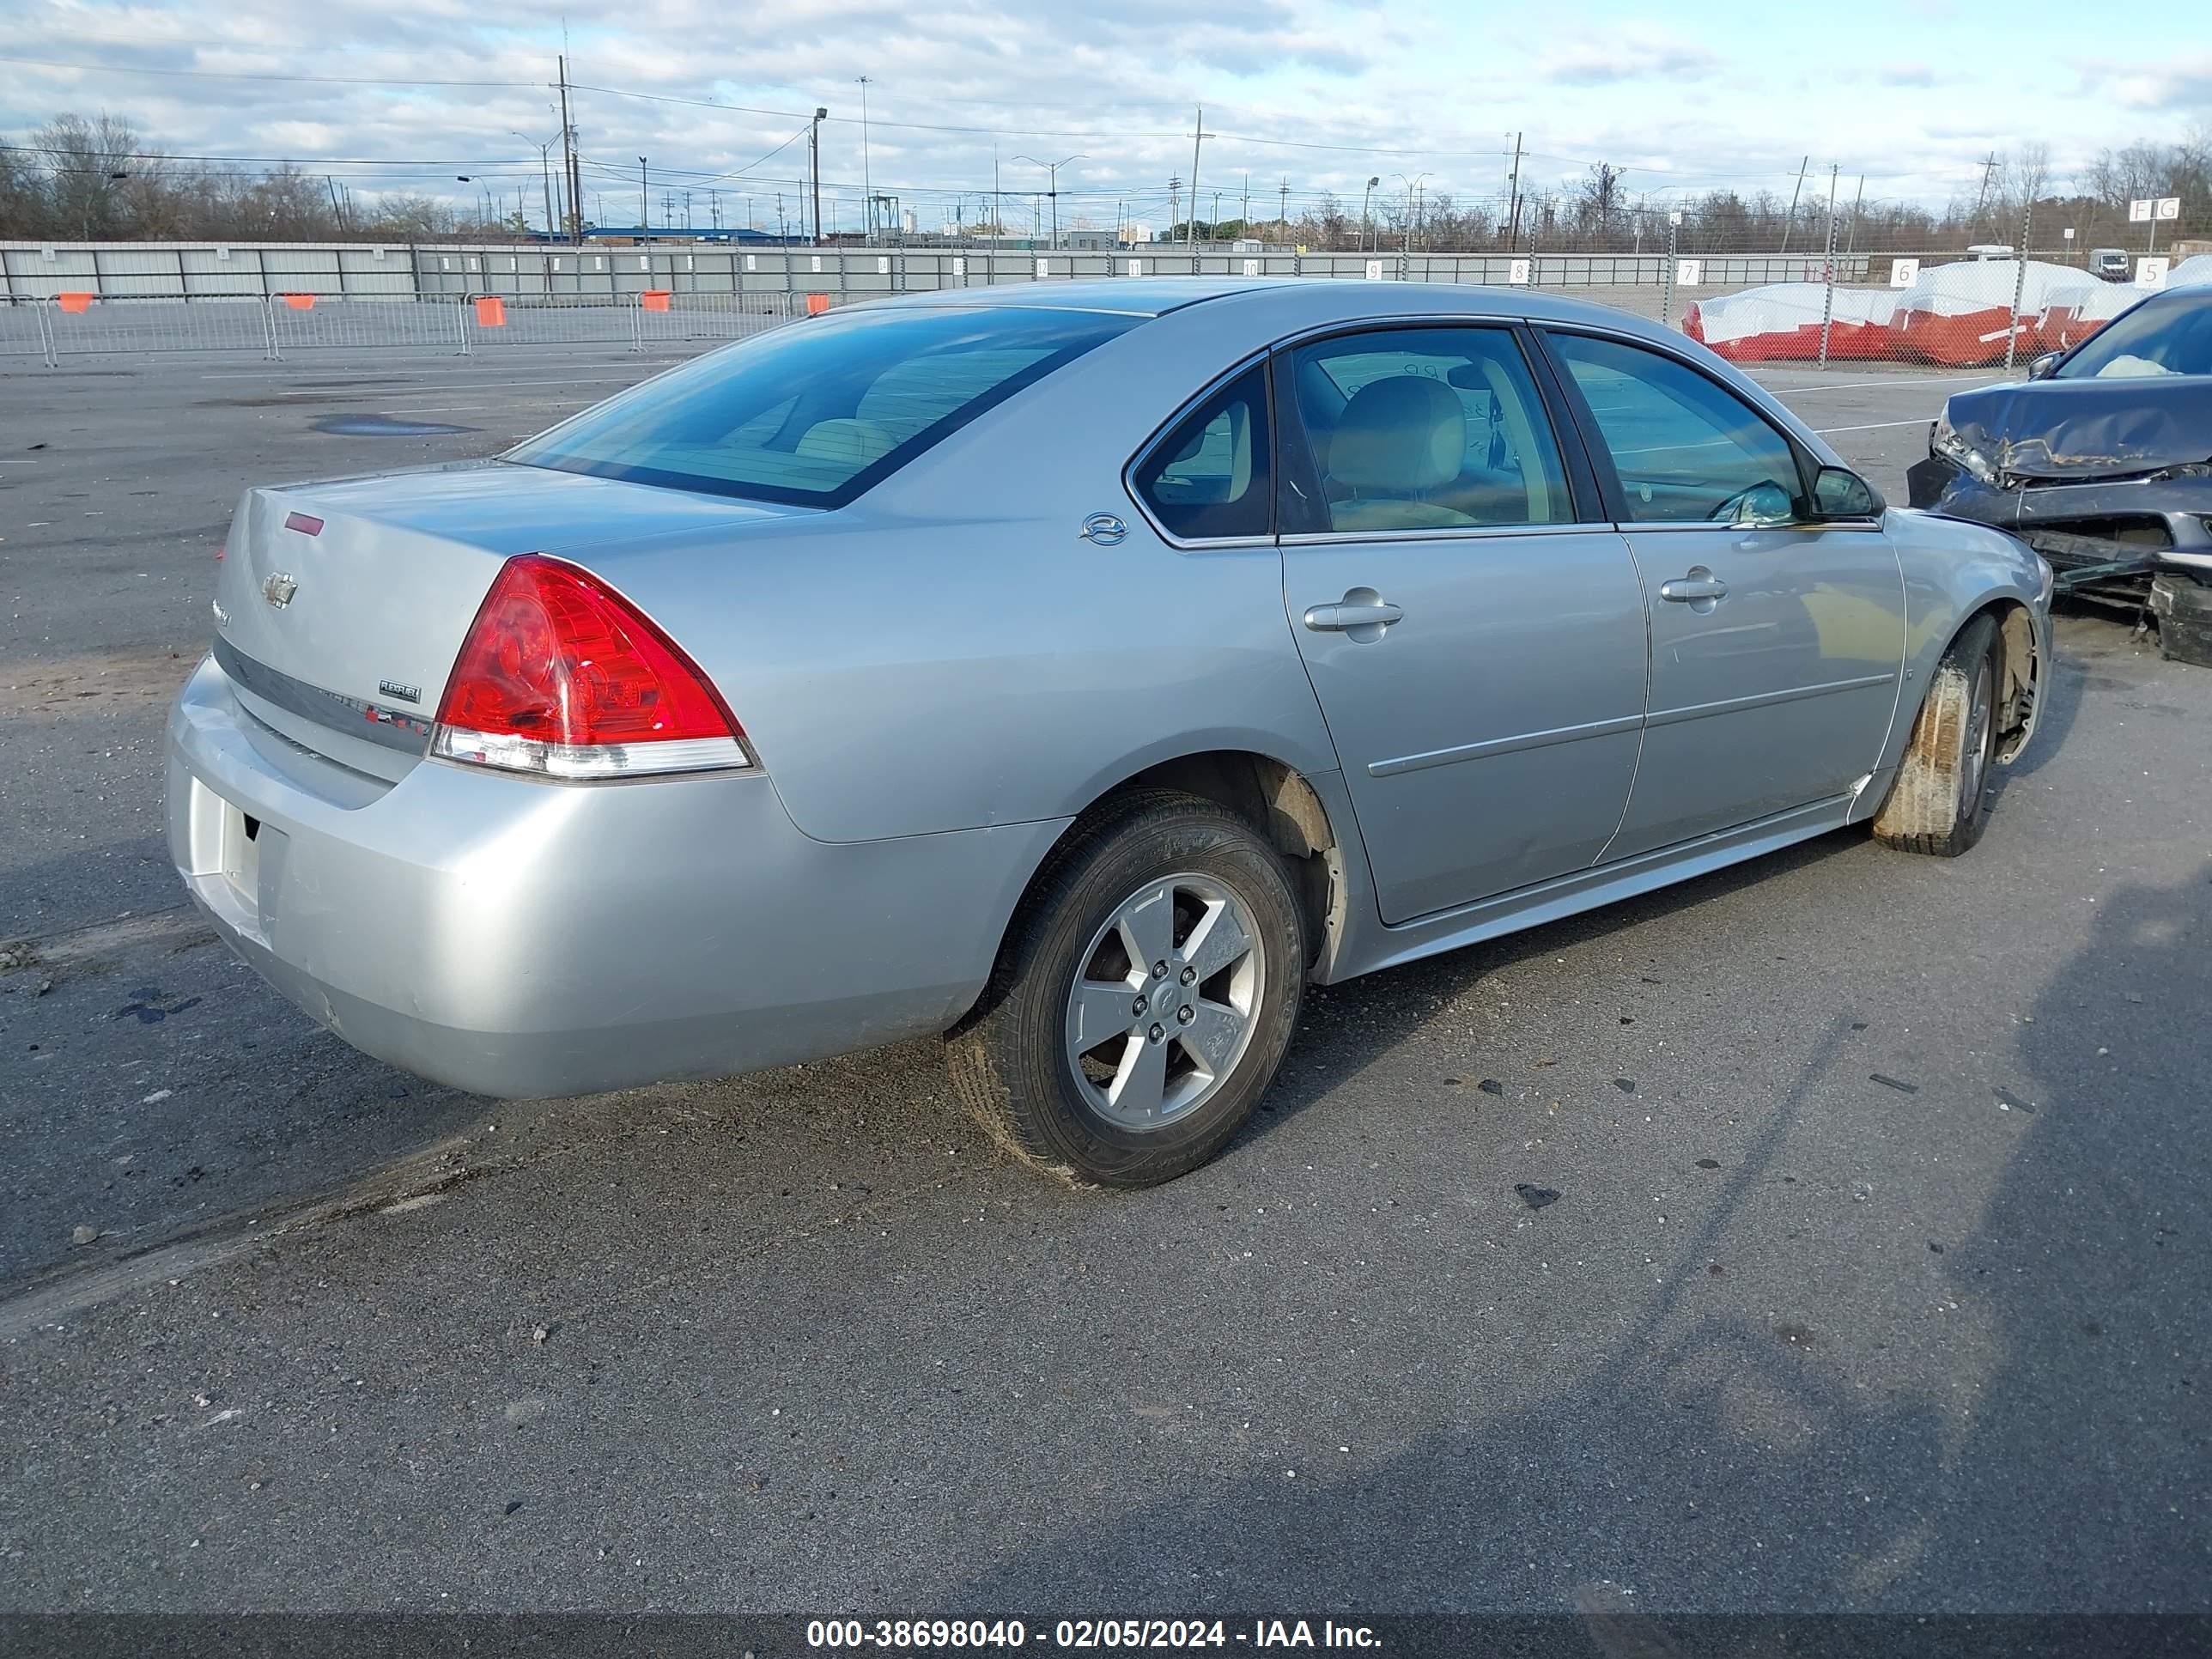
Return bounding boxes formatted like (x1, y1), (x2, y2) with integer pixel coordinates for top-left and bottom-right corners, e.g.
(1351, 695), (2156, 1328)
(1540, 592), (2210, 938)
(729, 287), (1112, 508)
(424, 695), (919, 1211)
(213, 460), (807, 777)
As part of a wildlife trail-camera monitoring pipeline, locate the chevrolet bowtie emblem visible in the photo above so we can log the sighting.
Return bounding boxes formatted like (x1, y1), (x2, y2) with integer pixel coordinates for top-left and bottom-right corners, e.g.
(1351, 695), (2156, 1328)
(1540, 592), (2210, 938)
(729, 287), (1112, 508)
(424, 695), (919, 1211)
(263, 572), (299, 608)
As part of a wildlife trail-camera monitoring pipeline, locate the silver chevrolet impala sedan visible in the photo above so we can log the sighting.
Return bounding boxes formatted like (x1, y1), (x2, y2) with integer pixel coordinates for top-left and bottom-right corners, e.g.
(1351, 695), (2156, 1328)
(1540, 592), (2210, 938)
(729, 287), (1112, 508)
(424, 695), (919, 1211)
(168, 280), (2051, 1187)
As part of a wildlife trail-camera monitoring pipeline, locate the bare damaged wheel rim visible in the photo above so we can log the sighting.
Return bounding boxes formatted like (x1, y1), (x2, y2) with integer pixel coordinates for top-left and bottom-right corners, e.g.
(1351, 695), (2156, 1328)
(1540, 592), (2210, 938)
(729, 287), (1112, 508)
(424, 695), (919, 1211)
(1062, 871), (1266, 1132)
(1960, 657), (1996, 811)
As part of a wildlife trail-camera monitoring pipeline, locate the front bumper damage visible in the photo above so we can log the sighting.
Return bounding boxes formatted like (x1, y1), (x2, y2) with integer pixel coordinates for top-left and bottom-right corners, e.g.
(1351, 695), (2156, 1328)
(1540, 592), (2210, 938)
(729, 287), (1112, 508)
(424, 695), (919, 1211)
(1907, 449), (2212, 607)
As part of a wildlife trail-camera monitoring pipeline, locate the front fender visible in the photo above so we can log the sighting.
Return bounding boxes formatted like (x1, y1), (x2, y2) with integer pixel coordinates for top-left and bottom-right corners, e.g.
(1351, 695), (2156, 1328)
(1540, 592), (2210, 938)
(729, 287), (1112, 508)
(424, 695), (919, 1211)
(1869, 508), (2051, 798)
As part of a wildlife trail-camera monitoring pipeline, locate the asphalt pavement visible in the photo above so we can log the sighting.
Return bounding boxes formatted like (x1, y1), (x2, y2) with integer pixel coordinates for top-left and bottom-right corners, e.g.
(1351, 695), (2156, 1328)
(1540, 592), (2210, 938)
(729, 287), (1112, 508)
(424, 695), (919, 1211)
(2, 339), (2206, 1620)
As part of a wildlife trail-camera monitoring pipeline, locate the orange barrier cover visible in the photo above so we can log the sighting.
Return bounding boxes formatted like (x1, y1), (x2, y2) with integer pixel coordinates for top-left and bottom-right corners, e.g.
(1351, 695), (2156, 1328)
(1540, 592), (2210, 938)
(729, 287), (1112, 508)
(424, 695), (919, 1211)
(474, 295), (507, 327)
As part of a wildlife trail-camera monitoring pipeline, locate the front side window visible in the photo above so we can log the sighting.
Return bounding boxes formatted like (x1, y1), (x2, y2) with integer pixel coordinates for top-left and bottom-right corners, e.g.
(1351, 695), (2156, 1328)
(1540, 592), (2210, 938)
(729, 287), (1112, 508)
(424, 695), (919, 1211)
(1546, 332), (1804, 524)
(1279, 326), (1571, 535)
(508, 306), (1133, 507)
(1132, 365), (1273, 540)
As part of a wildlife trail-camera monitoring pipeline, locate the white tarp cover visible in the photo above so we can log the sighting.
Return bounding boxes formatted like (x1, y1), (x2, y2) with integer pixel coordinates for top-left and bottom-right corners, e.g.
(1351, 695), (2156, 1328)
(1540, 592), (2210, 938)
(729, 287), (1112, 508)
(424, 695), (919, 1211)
(1686, 258), (2192, 365)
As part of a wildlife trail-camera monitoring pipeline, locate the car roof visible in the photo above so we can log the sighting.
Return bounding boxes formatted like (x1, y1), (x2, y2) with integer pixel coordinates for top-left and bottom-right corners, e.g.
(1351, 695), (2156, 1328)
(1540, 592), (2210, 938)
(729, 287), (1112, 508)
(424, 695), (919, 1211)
(866, 276), (1301, 317)
(862, 275), (1683, 337)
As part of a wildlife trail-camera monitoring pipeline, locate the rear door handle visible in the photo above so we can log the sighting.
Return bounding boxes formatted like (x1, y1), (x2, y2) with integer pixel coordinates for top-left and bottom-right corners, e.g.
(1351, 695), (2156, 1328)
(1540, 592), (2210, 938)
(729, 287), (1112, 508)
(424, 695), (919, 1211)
(1304, 597), (1404, 633)
(1659, 574), (1729, 604)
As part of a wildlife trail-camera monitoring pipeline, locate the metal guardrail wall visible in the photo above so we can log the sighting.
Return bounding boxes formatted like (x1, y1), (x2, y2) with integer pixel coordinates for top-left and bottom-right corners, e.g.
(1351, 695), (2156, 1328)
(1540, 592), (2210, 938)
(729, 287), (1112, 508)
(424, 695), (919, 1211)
(1, 239), (1890, 302)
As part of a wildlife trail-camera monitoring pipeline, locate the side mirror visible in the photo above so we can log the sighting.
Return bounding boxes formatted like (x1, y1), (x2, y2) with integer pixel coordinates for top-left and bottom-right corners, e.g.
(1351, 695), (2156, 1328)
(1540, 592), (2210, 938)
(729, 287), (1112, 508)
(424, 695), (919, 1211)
(2027, 351), (2062, 380)
(1813, 465), (1879, 520)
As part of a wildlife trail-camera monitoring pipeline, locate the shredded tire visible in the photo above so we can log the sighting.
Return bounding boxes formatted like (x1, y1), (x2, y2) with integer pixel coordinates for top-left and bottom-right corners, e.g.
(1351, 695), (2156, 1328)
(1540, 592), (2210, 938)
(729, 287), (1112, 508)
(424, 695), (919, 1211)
(1874, 612), (2002, 857)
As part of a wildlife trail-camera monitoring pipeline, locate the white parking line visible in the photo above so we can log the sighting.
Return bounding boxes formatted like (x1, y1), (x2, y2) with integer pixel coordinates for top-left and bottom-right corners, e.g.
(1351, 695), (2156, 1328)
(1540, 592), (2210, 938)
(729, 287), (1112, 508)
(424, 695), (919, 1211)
(1814, 417), (1938, 434)
(206, 374), (650, 397)
(378, 398), (599, 416)
(1756, 373), (2001, 394)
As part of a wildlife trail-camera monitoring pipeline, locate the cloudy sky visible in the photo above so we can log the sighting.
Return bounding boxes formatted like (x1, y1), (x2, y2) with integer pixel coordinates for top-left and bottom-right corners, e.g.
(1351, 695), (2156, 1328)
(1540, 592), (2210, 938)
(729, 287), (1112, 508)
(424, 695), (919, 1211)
(2, 0), (2205, 234)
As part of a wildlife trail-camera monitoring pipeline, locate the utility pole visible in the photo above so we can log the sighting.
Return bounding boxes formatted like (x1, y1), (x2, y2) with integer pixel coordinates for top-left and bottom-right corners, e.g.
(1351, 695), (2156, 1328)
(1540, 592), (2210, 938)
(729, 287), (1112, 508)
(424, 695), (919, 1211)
(1186, 106), (1208, 252)
(1846, 173), (1865, 256)
(638, 156), (648, 237)
(810, 107), (827, 246)
(857, 76), (874, 240)
(1779, 154), (1809, 254)
(1279, 176), (1290, 240)
(557, 55), (583, 242)
(1168, 175), (1182, 240)
(1361, 176), (1376, 252)
(1505, 131), (1524, 251)
(325, 174), (346, 232)
(1972, 151), (2000, 235)
(993, 143), (1001, 241)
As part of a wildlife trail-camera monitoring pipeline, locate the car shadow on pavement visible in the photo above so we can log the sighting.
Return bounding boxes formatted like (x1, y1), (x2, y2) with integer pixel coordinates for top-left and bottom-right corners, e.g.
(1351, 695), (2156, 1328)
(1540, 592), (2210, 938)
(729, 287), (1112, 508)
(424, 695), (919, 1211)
(945, 863), (2212, 1625)
(1240, 828), (1869, 1146)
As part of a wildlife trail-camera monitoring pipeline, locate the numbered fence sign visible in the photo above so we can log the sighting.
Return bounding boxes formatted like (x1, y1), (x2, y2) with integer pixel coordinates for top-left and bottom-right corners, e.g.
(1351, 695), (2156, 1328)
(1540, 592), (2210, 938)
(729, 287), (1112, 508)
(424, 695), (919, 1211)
(877, 256), (890, 274)
(1888, 258), (1921, 289)
(1036, 258), (1050, 277)
(1127, 258), (1145, 276)
(1507, 258), (1532, 286)
(2137, 256), (2171, 289)
(1674, 258), (1702, 286)
(1242, 258), (1261, 277)
(1364, 259), (1383, 281)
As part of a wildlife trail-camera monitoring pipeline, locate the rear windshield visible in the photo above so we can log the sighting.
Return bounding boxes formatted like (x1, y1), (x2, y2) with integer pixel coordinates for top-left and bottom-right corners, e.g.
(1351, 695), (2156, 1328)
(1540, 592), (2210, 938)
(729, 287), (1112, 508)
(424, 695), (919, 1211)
(507, 306), (1134, 507)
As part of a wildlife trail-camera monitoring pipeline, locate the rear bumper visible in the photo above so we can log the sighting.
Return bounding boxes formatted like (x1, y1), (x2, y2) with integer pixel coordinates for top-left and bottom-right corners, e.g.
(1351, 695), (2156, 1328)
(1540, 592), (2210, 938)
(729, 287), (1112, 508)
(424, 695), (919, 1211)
(167, 655), (1065, 1098)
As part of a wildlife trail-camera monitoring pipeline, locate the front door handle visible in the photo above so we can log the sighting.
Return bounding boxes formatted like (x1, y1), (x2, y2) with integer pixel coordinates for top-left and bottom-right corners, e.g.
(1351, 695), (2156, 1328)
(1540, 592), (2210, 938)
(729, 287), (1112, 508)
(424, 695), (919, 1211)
(1304, 590), (1404, 638)
(1659, 571), (1729, 605)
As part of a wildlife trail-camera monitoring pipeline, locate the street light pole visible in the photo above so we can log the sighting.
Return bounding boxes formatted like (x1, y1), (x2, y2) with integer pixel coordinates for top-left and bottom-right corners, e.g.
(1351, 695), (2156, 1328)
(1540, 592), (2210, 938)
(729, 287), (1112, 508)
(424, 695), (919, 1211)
(1014, 153), (1085, 251)
(512, 129), (561, 235)
(1361, 176), (1377, 252)
(810, 108), (828, 246)
(638, 157), (648, 238)
(857, 76), (873, 240)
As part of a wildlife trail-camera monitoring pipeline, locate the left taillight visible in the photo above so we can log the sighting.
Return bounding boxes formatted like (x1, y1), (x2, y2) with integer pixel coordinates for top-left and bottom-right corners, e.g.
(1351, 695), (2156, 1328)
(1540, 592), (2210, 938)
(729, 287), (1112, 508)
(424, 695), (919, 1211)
(430, 553), (752, 781)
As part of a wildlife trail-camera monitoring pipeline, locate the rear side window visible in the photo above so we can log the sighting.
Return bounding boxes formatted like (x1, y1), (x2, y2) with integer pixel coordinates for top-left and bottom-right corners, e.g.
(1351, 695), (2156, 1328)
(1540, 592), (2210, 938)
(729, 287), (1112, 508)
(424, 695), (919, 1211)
(508, 307), (1134, 507)
(1132, 366), (1273, 540)
(1280, 326), (1571, 534)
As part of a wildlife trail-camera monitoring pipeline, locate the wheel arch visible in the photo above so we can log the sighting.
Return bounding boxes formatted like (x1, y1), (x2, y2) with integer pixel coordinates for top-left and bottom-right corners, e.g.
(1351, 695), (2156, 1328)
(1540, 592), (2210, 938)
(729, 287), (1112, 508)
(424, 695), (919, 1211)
(1933, 595), (2039, 763)
(1002, 748), (1353, 981)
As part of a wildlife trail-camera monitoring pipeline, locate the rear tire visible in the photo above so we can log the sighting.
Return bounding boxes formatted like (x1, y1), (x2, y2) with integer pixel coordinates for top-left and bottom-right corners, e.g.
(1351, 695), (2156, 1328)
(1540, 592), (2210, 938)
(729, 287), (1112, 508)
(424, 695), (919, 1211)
(1874, 612), (2003, 857)
(947, 789), (1306, 1188)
